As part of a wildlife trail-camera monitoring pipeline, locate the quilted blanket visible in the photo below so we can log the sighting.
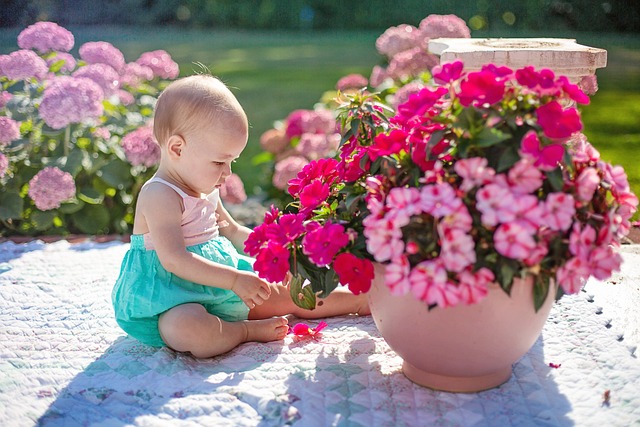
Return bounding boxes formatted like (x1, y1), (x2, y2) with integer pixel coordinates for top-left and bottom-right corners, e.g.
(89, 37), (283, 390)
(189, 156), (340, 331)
(1, 240), (639, 427)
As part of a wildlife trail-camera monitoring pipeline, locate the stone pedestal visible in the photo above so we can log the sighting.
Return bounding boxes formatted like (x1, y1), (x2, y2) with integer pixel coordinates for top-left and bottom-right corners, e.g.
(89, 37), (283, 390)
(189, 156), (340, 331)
(428, 38), (607, 83)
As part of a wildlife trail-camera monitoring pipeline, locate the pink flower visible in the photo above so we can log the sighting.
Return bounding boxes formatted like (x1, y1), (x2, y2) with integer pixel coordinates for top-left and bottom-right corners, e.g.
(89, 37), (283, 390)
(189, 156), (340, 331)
(120, 62), (154, 88)
(259, 128), (290, 154)
(219, 173), (247, 205)
(454, 157), (495, 191)
(39, 77), (104, 129)
(568, 133), (600, 163)
(507, 158), (544, 194)
(79, 41), (126, 72)
(0, 91), (12, 109)
(439, 228), (476, 272)
(575, 167), (600, 202)
(589, 246), (622, 281)
(418, 14), (471, 39)
(523, 242), (548, 267)
(364, 217), (404, 262)
(0, 117), (21, 146)
(385, 187), (421, 225)
(457, 268), (493, 305)
(569, 223), (596, 259)
(0, 50), (48, 80)
(536, 101), (582, 139)
(369, 65), (387, 87)
(0, 153), (8, 178)
(285, 109), (336, 138)
(431, 60), (464, 85)
(439, 204), (473, 234)
(295, 132), (340, 160)
(602, 163), (631, 194)
(336, 74), (368, 91)
(419, 182), (460, 218)
(135, 50), (179, 79)
(28, 167), (76, 210)
(577, 75), (598, 96)
(46, 52), (76, 73)
(17, 21), (74, 53)
(409, 259), (459, 307)
(121, 126), (160, 167)
(512, 195), (544, 234)
(73, 63), (120, 96)
(334, 253), (374, 294)
(543, 193), (576, 231)
(375, 24), (421, 58)
(386, 47), (439, 81)
(273, 156), (309, 191)
(458, 70), (506, 107)
(302, 222), (350, 267)
(385, 256), (411, 296)
(519, 131), (564, 171)
(475, 184), (518, 226)
(556, 257), (590, 294)
(494, 223), (537, 260)
(254, 242), (290, 283)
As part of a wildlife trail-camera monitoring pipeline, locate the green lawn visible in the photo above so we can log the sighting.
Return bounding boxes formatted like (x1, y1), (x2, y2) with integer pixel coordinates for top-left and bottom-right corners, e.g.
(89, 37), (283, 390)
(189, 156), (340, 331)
(1, 27), (639, 203)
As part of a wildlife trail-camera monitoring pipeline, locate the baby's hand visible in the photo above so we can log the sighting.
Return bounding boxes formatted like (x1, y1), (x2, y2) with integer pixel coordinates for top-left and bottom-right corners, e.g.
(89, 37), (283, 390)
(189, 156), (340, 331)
(231, 272), (272, 309)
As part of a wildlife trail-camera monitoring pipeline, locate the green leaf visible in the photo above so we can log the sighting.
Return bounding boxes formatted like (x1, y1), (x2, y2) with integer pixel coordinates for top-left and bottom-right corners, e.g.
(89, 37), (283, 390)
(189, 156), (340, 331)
(31, 210), (56, 231)
(546, 168), (564, 191)
(48, 59), (67, 73)
(78, 188), (104, 204)
(475, 127), (511, 147)
(61, 148), (85, 176)
(99, 159), (133, 189)
(72, 204), (110, 234)
(0, 191), (24, 220)
(58, 199), (85, 214)
(496, 145), (520, 172)
(533, 275), (551, 312)
(498, 259), (517, 294)
(288, 273), (317, 310)
(251, 151), (274, 165)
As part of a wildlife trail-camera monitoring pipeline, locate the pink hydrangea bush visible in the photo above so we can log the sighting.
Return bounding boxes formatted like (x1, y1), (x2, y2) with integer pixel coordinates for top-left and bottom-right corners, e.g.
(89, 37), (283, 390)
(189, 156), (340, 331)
(0, 21), (184, 236)
(249, 61), (637, 312)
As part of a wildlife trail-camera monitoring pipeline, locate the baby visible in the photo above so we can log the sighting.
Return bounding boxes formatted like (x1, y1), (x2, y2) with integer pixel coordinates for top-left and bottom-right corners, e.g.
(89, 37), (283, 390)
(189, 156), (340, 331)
(112, 75), (369, 358)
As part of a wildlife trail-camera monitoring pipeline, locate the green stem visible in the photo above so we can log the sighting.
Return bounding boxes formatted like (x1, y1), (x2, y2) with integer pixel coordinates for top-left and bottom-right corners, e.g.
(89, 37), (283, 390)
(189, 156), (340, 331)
(64, 127), (70, 156)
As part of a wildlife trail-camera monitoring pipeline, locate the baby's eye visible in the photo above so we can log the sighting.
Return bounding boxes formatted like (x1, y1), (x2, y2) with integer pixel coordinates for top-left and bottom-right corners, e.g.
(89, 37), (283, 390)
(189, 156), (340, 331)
(213, 161), (226, 166)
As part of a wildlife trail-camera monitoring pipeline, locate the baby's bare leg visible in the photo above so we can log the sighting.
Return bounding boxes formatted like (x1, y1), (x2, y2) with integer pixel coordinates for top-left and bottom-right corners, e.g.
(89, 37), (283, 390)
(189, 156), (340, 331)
(158, 303), (288, 358)
(249, 283), (371, 320)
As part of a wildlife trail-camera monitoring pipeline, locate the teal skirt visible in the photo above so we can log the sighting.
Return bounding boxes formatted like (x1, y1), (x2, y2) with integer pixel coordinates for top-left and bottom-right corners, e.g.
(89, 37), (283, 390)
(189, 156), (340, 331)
(112, 235), (252, 347)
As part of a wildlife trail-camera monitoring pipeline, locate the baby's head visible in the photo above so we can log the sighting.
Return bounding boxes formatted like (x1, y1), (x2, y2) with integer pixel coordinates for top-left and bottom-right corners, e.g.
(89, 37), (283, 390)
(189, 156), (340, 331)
(153, 74), (248, 148)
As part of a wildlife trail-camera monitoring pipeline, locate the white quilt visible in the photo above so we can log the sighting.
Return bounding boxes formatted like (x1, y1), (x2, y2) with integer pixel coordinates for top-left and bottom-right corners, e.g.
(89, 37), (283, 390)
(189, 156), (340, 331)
(1, 240), (639, 427)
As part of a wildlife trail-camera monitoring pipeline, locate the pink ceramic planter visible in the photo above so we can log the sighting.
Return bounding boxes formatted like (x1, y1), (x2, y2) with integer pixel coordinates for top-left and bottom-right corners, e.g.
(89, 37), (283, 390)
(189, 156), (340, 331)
(367, 263), (556, 392)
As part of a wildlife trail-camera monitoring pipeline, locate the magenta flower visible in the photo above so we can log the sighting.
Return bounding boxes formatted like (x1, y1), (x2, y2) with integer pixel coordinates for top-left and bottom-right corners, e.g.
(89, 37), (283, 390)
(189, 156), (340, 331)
(28, 167), (76, 210)
(536, 101), (582, 139)
(543, 193), (576, 231)
(557, 76), (590, 105)
(121, 126), (160, 167)
(494, 223), (537, 260)
(0, 117), (21, 146)
(395, 86), (447, 123)
(299, 179), (330, 211)
(79, 41), (126, 72)
(0, 50), (48, 80)
(458, 70), (506, 107)
(369, 129), (408, 161)
(431, 60), (464, 84)
(135, 50), (179, 79)
(265, 213), (306, 247)
(219, 173), (247, 205)
(39, 77), (104, 129)
(73, 63), (121, 96)
(302, 222), (350, 267)
(244, 223), (271, 257)
(333, 253), (374, 295)
(17, 22), (74, 53)
(0, 153), (8, 178)
(254, 242), (290, 283)
(520, 131), (564, 171)
(287, 157), (339, 197)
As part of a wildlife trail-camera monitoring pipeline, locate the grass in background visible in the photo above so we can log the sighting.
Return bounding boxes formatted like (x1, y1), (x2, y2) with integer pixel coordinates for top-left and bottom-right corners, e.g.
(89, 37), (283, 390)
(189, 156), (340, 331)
(1, 27), (638, 202)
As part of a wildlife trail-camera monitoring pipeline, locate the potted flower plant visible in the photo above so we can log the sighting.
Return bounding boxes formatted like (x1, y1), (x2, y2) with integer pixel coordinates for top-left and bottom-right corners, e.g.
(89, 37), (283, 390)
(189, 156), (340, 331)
(245, 60), (638, 392)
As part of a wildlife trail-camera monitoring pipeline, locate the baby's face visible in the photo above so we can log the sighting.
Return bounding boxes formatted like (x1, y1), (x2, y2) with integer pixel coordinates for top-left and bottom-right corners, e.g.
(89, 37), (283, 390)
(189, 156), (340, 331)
(178, 118), (248, 196)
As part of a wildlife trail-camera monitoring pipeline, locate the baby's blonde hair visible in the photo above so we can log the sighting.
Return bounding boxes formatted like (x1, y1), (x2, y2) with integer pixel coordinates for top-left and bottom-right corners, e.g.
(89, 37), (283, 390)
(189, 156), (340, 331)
(153, 74), (248, 146)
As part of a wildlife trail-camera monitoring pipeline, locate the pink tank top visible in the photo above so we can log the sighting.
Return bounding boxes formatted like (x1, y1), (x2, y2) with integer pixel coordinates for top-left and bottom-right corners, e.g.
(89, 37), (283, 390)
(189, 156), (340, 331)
(141, 176), (221, 250)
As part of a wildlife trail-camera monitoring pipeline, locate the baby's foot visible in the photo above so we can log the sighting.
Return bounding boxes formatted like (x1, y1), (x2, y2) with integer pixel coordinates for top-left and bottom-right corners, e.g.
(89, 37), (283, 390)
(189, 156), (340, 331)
(244, 317), (289, 342)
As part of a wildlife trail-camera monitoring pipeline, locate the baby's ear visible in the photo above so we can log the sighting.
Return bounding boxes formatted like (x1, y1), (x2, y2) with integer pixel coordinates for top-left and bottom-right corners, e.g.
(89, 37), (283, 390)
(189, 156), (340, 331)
(167, 134), (185, 158)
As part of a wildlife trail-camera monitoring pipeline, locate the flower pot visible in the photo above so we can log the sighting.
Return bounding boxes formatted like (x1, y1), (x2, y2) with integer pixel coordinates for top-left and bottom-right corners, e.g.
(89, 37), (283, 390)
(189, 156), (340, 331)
(367, 263), (556, 393)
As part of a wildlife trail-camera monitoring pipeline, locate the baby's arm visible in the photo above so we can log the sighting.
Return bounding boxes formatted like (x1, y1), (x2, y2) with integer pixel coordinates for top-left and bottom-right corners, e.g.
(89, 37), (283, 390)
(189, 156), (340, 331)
(216, 200), (253, 254)
(140, 185), (270, 307)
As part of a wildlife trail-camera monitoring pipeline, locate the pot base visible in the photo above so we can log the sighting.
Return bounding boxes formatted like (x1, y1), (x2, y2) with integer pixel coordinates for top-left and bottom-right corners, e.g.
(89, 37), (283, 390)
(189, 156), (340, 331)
(402, 360), (512, 393)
